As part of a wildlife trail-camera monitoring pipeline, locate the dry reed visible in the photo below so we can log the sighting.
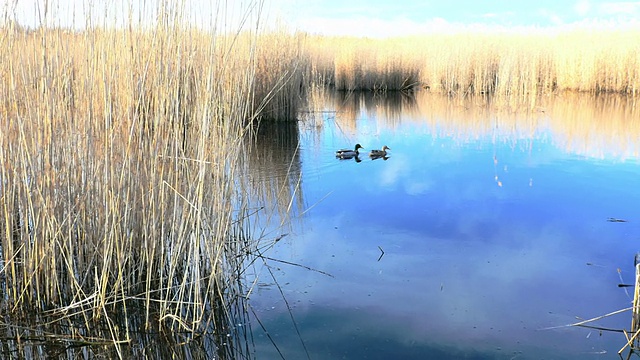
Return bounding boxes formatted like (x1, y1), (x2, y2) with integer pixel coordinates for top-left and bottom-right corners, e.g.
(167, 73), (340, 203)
(0, 3), (309, 358)
(303, 29), (640, 97)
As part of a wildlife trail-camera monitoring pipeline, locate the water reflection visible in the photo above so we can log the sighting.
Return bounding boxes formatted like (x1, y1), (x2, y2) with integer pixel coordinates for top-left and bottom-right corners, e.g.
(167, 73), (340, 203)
(244, 120), (305, 222)
(328, 91), (418, 132)
(542, 93), (640, 159)
(325, 91), (640, 161)
(249, 91), (640, 359)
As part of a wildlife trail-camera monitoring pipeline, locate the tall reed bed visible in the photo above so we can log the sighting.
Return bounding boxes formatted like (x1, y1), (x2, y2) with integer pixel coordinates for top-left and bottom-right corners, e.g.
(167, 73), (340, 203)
(253, 30), (310, 120)
(303, 29), (640, 97)
(0, 12), (308, 358)
(306, 35), (422, 91)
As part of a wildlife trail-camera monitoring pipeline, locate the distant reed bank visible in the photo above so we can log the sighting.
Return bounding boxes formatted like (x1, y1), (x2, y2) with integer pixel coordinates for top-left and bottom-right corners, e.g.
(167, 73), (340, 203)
(304, 29), (640, 96)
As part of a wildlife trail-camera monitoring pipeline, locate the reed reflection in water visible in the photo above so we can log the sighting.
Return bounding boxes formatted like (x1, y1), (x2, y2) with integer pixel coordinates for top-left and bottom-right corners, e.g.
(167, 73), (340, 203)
(244, 120), (305, 224)
(248, 90), (640, 359)
(323, 90), (640, 160)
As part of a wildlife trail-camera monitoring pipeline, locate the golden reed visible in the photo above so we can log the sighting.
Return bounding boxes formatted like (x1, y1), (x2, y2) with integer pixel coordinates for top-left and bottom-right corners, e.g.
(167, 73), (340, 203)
(303, 30), (640, 96)
(0, 13), (308, 358)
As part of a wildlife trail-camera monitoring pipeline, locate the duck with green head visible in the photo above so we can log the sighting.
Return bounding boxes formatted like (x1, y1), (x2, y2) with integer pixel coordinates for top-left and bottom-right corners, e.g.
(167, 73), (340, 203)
(336, 144), (363, 158)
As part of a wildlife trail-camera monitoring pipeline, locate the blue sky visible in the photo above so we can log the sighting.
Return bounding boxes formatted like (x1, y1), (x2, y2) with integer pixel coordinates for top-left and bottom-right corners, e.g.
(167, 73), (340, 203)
(276, 0), (640, 36)
(3, 0), (640, 36)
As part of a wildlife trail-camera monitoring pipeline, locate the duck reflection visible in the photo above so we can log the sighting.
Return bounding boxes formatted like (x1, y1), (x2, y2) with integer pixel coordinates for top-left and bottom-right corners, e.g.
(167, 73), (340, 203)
(369, 155), (389, 161)
(336, 153), (362, 162)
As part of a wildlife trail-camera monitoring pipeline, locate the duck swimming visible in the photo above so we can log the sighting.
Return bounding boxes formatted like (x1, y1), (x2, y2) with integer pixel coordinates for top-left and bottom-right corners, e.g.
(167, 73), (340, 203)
(369, 145), (390, 157)
(336, 144), (363, 158)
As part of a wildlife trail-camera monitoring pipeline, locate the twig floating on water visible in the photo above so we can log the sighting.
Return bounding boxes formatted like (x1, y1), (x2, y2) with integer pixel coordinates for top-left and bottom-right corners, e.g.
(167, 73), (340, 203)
(539, 307), (632, 331)
(274, 233), (288, 243)
(586, 262), (605, 267)
(575, 324), (625, 333)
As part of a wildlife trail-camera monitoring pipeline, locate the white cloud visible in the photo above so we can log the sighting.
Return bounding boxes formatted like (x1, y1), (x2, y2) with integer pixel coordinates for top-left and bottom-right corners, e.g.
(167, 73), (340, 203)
(598, 1), (640, 15)
(574, 0), (592, 16)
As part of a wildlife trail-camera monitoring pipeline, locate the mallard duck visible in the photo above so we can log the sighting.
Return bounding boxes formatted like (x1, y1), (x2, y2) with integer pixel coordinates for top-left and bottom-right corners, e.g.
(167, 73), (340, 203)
(369, 145), (390, 157)
(336, 144), (363, 157)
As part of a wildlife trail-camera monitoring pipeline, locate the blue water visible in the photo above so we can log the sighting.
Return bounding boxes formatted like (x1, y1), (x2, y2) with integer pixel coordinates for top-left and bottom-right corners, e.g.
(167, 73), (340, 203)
(247, 93), (640, 359)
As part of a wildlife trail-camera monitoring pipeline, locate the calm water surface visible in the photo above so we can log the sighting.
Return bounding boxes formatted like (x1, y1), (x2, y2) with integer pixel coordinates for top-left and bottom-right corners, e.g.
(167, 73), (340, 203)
(246, 92), (640, 359)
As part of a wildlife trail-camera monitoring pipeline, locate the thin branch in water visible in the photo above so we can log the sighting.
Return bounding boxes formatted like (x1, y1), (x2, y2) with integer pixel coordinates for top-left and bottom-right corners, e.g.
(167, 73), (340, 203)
(618, 268), (631, 299)
(257, 254), (334, 278)
(539, 307), (632, 331)
(298, 190), (333, 218)
(574, 324), (625, 333)
(264, 261), (311, 360)
(248, 306), (286, 360)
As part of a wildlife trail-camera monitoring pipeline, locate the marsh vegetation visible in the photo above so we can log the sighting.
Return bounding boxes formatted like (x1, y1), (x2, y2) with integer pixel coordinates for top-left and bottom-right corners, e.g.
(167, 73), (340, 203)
(0, 4), (307, 358)
(1, 1), (639, 358)
(305, 30), (640, 97)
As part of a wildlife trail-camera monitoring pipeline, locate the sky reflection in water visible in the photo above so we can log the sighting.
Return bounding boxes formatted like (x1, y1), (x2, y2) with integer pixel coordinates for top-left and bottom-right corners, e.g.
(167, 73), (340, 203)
(249, 93), (640, 360)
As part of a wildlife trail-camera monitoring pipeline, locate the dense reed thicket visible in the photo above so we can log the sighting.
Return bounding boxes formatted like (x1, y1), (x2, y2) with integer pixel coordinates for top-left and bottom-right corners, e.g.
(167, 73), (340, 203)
(304, 29), (640, 96)
(0, 12), (308, 358)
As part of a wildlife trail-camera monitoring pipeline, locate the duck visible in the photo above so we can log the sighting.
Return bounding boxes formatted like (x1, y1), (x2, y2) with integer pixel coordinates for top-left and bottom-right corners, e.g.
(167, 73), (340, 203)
(336, 144), (363, 158)
(369, 145), (390, 158)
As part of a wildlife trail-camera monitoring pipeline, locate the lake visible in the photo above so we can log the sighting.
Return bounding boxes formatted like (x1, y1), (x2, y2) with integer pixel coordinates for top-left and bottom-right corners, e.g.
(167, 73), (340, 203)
(244, 91), (640, 359)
